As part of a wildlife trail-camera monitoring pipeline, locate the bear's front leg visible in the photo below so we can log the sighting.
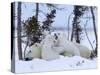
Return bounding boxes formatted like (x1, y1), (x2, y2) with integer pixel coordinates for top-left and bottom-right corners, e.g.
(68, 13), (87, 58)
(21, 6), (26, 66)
(42, 46), (60, 61)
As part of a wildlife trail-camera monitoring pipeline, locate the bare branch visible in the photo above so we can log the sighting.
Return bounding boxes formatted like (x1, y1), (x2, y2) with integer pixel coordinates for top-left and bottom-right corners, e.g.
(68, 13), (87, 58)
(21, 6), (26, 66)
(84, 20), (94, 51)
(67, 12), (73, 40)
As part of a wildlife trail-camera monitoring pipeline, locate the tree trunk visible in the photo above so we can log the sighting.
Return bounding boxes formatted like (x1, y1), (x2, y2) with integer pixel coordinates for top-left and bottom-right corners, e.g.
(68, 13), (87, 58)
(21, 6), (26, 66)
(71, 16), (80, 43)
(17, 2), (23, 60)
(11, 2), (15, 60)
(75, 20), (80, 43)
(71, 6), (83, 43)
(70, 24), (74, 41)
(90, 7), (98, 56)
(36, 3), (39, 22)
(67, 13), (72, 40)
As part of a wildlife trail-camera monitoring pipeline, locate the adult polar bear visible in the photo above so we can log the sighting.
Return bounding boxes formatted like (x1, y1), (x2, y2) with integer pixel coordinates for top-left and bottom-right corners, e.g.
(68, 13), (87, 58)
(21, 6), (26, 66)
(52, 32), (92, 59)
(41, 34), (60, 61)
(41, 32), (81, 61)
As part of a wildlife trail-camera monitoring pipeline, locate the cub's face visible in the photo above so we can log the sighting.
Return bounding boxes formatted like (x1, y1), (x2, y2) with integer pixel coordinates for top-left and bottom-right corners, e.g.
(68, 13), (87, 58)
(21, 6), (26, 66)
(51, 33), (60, 46)
(25, 43), (40, 61)
(25, 50), (33, 61)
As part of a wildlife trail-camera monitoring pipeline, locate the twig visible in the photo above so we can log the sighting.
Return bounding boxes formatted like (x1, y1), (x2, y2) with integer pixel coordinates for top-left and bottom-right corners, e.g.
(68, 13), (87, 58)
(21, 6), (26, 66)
(23, 38), (29, 60)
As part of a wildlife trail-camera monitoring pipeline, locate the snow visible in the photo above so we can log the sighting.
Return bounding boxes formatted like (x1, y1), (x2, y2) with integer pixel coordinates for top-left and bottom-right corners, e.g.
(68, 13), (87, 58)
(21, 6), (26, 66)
(14, 30), (97, 73)
(15, 56), (97, 73)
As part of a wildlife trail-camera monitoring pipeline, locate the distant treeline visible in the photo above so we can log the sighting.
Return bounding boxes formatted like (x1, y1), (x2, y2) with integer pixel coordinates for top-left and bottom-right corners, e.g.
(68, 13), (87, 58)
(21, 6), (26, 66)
(53, 27), (94, 31)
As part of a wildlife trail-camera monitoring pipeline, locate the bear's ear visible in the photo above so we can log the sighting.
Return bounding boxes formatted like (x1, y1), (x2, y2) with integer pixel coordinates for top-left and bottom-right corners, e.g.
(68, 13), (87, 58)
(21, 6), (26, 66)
(35, 44), (38, 47)
(54, 33), (58, 40)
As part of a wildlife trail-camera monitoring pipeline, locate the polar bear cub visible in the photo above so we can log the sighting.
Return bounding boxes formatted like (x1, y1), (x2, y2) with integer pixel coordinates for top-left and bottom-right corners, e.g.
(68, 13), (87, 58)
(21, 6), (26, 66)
(25, 43), (41, 60)
(53, 40), (80, 57)
(52, 32), (80, 56)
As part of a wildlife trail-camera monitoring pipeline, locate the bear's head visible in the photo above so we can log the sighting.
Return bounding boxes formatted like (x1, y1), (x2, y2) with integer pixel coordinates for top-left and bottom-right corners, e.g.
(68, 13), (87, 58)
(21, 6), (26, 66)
(51, 32), (61, 46)
(25, 43), (41, 61)
(41, 34), (58, 46)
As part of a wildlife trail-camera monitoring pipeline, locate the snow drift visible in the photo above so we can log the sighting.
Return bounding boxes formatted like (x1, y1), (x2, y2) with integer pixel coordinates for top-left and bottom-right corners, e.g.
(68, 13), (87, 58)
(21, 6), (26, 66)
(15, 56), (97, 73)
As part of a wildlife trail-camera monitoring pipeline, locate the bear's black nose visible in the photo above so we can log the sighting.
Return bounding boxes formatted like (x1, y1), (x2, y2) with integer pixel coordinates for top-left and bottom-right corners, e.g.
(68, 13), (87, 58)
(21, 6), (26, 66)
(25, 57), (33, 61)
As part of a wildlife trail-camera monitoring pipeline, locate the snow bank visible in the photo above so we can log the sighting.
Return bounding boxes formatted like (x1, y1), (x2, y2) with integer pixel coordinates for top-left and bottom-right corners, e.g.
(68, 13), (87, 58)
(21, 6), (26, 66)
(15, 56), (97, 73)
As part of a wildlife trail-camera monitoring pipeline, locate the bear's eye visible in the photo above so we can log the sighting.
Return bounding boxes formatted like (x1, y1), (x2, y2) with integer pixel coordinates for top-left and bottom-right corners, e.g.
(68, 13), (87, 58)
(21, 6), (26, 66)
(29, 50), (31, 53)
(35, 44), (37, 47)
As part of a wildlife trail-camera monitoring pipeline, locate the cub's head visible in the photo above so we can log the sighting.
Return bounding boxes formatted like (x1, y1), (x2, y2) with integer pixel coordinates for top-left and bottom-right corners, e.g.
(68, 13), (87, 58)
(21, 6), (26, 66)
(25, 43), (41, 61)
(51, 32), (61, 46)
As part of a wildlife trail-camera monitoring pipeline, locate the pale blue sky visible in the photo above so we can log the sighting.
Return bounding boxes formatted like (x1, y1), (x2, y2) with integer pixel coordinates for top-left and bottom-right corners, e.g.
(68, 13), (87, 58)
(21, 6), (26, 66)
(17, 2), (97, 29)
(14, 2), (97, 50)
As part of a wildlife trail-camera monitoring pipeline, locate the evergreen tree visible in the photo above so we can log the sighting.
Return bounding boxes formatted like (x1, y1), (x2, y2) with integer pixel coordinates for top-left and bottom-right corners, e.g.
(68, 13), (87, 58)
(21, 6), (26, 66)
(42, 9), (56, 33)
(23, 16), (42, 46)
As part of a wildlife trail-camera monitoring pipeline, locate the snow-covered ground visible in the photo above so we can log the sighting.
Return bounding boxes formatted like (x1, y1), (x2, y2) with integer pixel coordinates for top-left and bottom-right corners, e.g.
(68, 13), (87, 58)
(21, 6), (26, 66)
(14, 30), (97, 73)
(15, 56), (97, 73)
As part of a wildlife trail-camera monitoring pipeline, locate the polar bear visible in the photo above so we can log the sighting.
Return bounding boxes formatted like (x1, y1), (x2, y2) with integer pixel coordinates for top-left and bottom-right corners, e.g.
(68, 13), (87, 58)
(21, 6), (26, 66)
(41, 34), (60, 61)
(73, 42), (92, 58)
(53, 41), (80, 57)
(52, 32), (80, 56)
(63, 43), (92, 58)
(25, 43), (41, 60)
(52, 32), (92, 59)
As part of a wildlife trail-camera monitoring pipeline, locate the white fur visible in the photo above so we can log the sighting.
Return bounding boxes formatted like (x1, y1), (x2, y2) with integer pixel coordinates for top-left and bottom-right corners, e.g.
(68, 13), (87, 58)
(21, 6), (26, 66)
(53, 32), (80, 56)
(25, 43), (41, 59)
(41, 34), (59, 61)
(26, 32), (92, 61)
(53, 41), (80, 56)
(74, 42), (91, 58)
(52, 32), (91, 58)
